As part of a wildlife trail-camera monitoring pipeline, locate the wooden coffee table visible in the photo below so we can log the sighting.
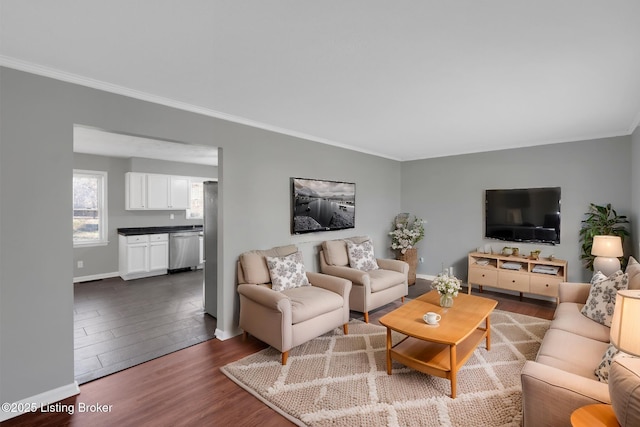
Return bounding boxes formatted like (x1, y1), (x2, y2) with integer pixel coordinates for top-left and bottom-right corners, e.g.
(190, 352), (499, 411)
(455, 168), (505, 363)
(379, 290), (497, 398)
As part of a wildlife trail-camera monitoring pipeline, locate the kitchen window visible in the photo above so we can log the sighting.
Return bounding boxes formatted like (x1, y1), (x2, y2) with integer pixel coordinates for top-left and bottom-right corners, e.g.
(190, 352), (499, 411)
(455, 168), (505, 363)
(73, 170), (108, 247)
(187, 180), (204, 219)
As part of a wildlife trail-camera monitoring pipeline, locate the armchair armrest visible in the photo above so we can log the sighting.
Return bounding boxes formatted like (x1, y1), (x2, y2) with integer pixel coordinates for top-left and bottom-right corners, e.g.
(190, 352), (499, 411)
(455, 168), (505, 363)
(307, 272), (352, 298)
(377, 258), (409, 274)
(319, 264), (369, 287)
(521, 360), (610, 427)
(237, 284), (291, 311)
(559, 282), (592, 304)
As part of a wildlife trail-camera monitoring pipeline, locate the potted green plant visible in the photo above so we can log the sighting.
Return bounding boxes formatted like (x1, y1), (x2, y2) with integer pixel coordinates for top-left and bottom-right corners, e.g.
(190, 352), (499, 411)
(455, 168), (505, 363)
(579, 203), (630, 271)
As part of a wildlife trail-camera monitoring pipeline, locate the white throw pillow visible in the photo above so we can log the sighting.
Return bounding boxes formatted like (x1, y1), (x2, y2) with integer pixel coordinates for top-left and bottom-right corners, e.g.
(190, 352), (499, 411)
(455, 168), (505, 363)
(266, 251), (310, 291)
(581, 270), (628, 327)
(346, 240), (379, 272)
(626, 256), (640, 290)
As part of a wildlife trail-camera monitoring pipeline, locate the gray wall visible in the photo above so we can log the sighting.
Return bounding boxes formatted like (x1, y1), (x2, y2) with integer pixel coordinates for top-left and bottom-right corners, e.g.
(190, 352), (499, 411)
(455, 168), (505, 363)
(0, 68), (401, 406)
(73, 153), (217, 279)
(401, 137), (633, 283)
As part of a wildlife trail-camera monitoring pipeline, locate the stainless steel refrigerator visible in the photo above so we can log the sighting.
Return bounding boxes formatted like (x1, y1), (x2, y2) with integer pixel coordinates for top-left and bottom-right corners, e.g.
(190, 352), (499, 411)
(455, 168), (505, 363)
(203, 181), (218, 317)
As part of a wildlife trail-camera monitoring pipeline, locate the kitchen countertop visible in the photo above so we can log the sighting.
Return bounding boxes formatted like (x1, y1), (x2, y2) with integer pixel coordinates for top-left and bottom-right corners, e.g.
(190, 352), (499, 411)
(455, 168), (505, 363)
(117, 225), (203, 236)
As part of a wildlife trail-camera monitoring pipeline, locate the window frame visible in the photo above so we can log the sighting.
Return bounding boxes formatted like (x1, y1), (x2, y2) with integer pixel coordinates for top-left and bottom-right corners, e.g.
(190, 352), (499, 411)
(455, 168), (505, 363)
(73, 169), (108, 248)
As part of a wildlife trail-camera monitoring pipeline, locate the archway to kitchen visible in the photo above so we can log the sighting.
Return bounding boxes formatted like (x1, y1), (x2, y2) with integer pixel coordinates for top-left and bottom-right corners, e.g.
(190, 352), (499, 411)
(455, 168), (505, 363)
(72, 125), (219, 384)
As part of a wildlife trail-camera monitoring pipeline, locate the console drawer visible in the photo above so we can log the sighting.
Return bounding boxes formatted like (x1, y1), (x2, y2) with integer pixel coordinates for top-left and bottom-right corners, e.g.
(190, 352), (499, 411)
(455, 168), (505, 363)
(498, 271), (530, 292)
(530, 275), (562, 297)
(468, 268), (498, 286)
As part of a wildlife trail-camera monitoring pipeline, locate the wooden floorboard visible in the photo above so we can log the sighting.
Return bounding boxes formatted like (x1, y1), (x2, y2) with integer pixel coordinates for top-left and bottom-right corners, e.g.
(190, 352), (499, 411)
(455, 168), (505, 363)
(4, 280), (556, 427)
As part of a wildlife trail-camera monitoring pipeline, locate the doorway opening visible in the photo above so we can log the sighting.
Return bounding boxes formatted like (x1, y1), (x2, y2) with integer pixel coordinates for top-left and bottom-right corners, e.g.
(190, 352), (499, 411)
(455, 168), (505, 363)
(72, 125), (219, 384)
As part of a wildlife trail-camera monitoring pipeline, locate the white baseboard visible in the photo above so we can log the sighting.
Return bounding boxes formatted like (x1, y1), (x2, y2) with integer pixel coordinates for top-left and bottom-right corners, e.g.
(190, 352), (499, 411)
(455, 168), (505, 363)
(0, 381), (80, 422)
(215, 327), (242, 341)
(73, 271), (119, 283)
(416, 273), (436, 281)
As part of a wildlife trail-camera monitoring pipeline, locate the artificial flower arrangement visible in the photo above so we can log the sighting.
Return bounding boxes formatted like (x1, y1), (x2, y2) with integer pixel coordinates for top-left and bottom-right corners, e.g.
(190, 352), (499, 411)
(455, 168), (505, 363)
(431, 272), (462, 297)
(389, 214), (425, 254)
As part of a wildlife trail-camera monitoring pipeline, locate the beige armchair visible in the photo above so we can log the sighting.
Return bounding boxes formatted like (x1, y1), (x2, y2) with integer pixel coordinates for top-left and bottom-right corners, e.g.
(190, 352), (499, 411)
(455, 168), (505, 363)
(237, 244), (351, 365)
(319, 237), (408, 323)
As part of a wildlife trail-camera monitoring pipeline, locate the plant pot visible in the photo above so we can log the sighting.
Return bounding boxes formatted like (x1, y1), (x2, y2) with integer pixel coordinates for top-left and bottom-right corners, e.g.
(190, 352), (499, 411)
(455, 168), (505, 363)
(397, 248), (417, 285)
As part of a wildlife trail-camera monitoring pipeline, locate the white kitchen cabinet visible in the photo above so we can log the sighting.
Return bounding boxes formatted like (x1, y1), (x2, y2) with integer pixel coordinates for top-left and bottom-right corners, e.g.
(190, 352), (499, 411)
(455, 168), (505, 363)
(125, 172), (147, 209)
(169, 176), (190, 209)
(119, 233), (169, 280)
(149, 234), (169, 271)
(146, 174), (170, 209)
(127, 173), (190, 210)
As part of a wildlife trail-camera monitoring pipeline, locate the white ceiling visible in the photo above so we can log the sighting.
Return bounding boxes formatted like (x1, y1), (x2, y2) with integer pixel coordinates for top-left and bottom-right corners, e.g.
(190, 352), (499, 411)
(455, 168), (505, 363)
(2, 1), (640, 161)
(73, 126), (218, 166)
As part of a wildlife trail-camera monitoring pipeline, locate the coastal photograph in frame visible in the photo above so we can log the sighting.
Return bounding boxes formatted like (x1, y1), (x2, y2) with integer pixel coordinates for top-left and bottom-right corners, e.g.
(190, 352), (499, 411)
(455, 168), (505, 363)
(291, 177), (355, 234)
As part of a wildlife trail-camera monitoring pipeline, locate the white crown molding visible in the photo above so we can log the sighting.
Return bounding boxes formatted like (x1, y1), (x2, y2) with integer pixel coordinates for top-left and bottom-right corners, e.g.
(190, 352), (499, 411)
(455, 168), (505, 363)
(0, 55), (400, 161)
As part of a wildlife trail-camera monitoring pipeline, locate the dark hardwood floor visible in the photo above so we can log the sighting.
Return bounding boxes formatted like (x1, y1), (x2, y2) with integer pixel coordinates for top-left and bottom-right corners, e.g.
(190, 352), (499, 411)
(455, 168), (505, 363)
(3, 280), (555, 427)
(74, 270), (216, 384)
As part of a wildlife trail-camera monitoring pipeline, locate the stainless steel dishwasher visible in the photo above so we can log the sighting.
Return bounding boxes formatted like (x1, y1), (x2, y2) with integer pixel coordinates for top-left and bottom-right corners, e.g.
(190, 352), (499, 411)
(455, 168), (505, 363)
(169, 231), (201, 271)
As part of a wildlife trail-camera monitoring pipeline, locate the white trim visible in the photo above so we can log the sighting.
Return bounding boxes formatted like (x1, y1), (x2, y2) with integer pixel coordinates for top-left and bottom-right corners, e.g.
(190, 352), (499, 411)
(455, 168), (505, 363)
(0, 382), (80, 422)
(416, 273), (436, 281)
(0, 55), (400, 161)
(215, 327), (242, 341)
(73, 271), (119, 283)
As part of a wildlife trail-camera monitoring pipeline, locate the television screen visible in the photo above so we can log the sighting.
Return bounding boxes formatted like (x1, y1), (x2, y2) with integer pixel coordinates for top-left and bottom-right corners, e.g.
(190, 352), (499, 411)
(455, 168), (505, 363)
(485, 187), (561, 244)
(291, 178), (355, 234)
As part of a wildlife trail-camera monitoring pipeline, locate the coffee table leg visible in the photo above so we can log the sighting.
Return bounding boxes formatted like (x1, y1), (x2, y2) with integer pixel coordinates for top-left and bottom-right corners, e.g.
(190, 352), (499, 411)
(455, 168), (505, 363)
(450, 344), (457, 398)
(386, 328), (392, 374)
(486, 315), (491, 351)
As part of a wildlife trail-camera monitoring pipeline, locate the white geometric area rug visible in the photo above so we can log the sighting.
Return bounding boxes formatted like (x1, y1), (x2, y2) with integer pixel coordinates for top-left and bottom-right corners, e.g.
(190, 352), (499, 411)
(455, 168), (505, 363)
(221, 310), (550, 427)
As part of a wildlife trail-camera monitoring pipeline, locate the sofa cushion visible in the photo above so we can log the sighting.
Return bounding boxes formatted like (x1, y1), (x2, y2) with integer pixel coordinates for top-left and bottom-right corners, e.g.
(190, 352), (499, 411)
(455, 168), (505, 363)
(536, 328), (610, 380)
(240, 244), (297, 284)
(368, 269), (407, 292)
(626, 256), (640, 290)
(609, 356), (640, 426)
(346, 239), (379, 271)
(282, 286), (344, 324)
(552, 302), (611, 342)
(322, 240), (349, 266)
(581, 270), (628, 327)
(266, 251), (310, 291)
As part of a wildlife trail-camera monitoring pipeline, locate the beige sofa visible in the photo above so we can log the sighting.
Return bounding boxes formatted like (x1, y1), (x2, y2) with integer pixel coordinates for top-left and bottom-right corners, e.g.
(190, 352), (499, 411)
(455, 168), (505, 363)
(319, 236), (408, 323)
(521, 272), (640, 426)
(521, 282), (610, 426)
(237, 244), (352, 365)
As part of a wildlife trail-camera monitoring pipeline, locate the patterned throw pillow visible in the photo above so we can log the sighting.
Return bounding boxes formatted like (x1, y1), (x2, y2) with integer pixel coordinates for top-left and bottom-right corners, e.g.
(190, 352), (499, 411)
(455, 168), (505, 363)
(595, 344), (629, 383)
(266, 251), (310, 291)
(346, 240), (379, 271)
(581, 270), (628, 327)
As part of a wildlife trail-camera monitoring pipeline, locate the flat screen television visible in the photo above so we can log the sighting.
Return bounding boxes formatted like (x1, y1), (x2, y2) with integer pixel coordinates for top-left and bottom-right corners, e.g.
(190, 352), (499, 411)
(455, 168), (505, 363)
(291, 177), (355, 234)
(485, 187), (561, 244)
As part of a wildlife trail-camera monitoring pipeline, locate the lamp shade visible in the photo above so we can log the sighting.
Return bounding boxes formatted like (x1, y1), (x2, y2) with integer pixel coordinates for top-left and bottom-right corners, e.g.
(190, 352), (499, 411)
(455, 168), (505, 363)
(592, 235), (623, 257)
(610, 289), (640, 357)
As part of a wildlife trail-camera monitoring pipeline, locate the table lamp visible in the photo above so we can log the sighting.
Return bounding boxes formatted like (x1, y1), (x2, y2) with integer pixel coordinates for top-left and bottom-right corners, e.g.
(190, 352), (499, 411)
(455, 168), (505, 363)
(591, 235), (623, 276)
(609, 289), (640, 426)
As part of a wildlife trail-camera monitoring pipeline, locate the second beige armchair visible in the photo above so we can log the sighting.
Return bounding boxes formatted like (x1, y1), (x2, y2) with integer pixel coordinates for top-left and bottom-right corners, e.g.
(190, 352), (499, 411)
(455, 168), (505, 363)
(320, 236), (408, 323)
